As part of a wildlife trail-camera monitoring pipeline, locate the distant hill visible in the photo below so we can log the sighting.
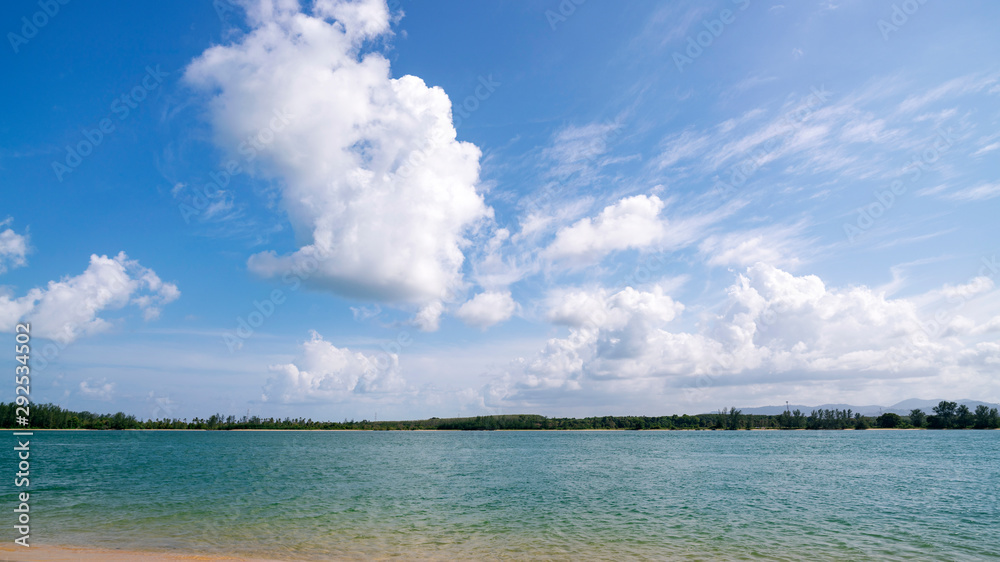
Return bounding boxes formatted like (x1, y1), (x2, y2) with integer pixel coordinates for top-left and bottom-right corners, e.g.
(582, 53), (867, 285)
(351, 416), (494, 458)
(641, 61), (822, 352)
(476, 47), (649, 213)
(737, 399), (1000, 417)
(887, 398), (1000, 414)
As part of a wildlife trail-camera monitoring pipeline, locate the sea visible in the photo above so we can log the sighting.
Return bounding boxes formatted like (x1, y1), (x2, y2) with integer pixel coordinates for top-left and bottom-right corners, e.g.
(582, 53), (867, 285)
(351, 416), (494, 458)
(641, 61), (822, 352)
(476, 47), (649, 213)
(8, 430), (999, 560)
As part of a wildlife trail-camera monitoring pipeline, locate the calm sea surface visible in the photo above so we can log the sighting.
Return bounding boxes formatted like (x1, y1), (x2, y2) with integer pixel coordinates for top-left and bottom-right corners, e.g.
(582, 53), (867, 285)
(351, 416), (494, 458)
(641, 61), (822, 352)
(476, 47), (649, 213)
(8, 430), (1000, 560)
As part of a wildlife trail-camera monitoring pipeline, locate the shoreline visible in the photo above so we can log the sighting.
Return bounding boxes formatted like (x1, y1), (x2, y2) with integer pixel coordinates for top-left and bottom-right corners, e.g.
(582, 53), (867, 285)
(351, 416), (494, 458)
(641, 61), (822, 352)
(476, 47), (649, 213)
(10, 427), (997, 432)
(0, 544), (287, 562)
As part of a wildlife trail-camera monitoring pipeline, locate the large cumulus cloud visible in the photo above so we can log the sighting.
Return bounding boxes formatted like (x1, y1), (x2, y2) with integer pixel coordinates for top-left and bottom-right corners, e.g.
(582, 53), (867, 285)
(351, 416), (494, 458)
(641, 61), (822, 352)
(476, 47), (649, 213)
(262, 330), (405, 403)
(185, 0), (491, 314)
(486, 263), (1000, 407)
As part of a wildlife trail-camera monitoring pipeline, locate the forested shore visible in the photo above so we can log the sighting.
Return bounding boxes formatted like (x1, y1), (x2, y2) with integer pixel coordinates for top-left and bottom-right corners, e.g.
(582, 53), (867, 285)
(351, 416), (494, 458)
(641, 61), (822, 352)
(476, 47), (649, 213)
(3, 401), (998, 431)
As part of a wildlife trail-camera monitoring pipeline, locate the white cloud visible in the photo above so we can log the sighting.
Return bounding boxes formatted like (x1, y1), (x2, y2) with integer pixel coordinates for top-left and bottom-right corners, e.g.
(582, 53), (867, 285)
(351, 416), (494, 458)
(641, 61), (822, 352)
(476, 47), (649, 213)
(513, 197), (593, 243)
(944, 183), (1000, 202)
(487, 283), (688, 400)
(838, 116), (888, 144)
(0, 219), (29, 275)
(514, 121), (622, 230)
(655, 129), (713, 170)
(699, 223), (812, 269)
(487, 264), (999, 408)
(79, 378), (115, 400)
(0, 252), (179, 343)
(629, 4), (714, 49)
(648, 76), (992, 191)
(919, 182), (1000, 202)
(897, 74), (997, 114)
(186, 0), (490, 305)
(414, 301), (443, 332)
(546, 284), (683, 331)
(544, 194), (667, 264)
(350, 304), (381, 321)
(263, 330), (405, 403)
(939, 276), (994, 301)
(313, 0), (392, 42)
(972, 142), (1000, 156)
(543, 121), (619, 180)
(456, 290), (517, 329)
(941, 314), (1000, 337)
(469, 227), (535, 292)
(541, 194), (736, 268)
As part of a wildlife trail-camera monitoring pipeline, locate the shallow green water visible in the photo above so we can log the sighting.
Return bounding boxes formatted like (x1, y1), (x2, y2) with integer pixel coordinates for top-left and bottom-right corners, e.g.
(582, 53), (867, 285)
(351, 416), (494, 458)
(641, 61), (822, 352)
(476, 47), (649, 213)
(6, 430), (999, 560)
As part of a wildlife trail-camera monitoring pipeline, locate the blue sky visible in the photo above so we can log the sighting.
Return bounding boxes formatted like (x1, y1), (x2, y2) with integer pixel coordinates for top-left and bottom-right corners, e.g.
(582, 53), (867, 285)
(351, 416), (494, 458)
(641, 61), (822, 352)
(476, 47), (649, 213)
(2, 0), (999, 421)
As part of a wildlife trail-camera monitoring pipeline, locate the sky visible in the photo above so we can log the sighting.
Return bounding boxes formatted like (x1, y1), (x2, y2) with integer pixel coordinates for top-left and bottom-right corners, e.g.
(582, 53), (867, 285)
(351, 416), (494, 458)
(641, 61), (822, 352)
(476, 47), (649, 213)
(2, 0), (999, 421)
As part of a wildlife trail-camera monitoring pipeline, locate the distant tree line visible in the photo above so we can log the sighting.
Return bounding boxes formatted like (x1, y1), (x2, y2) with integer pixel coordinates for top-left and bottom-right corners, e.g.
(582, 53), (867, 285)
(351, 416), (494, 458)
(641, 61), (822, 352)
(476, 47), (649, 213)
(1, 401), (997, 431)
(713, 402), (999, 430)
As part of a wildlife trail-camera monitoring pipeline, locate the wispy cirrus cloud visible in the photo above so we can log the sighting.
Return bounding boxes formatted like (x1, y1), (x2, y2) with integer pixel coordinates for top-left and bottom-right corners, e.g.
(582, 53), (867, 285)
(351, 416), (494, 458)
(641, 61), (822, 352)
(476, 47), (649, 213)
(699, 221), (816, 269)
(941, 182), (1000, 202)
(653, 72), (998, 193)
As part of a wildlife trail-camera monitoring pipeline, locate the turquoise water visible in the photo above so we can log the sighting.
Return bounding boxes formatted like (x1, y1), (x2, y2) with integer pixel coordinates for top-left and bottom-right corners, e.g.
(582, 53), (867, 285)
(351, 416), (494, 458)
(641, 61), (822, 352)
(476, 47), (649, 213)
(7, 430), (1000, 560)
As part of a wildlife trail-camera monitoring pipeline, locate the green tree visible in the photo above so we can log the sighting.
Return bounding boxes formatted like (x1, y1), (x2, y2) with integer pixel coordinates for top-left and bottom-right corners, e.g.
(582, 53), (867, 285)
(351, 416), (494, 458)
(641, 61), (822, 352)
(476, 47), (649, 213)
(908, 409), (926, 428)
(931, 401), (958, 429)
(973, 405), (991, 429)
(714, 408), (743, 430)
(727, 407), (742, 430)
(876, 412), (901, 428)
(956, 405), (974, 428)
